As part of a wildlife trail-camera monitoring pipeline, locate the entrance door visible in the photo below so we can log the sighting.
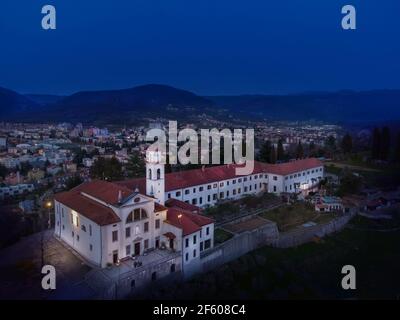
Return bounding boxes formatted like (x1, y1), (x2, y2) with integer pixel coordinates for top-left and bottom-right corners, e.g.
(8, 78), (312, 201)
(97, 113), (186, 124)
(134, 242), (141, 256)
(169, 239), (174, 250)
(112, 250), (118, 264)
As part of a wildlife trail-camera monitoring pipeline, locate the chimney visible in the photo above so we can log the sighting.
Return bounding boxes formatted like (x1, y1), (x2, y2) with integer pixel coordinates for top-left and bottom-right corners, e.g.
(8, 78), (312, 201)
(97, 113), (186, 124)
(118, 190), (122, 203)
(201, 165), (205, 172)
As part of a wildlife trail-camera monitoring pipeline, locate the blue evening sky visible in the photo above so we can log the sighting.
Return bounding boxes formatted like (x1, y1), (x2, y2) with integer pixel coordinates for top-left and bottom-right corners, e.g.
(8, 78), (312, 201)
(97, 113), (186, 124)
(0, 0), (399, 95)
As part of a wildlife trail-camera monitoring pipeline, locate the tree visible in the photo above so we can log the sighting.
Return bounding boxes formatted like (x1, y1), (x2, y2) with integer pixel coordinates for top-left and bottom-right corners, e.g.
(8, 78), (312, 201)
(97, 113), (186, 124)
(126, 152), (145, 178)
(277, 139), (285, 161)
(336, 172), (362, 197)
(270, 145), (277, 164)
(309, 141), (317, 157)
(341, 133), (353, 154)
(380, 126), (391, 161)
(90, 157), (123, 181)
(65, 175), (83, 190)
(259, 141), (272, 163)
(18, 161), (33, 175)
(73, 149), (87, 165)
(296, 141), (304, 159)
(371, 127), (381, 160)
(0, 164), (7, 179)
(325, 135), (336, 150)
(395, 132), (400, 163)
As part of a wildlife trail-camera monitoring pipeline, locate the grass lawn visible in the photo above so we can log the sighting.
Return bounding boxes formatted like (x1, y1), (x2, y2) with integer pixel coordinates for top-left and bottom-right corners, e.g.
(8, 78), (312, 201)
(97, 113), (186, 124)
(214, 228), (234, 245)
(325, 161), (400, 189)
(260, 202), (332, 232)
(204, 193), (281, 222)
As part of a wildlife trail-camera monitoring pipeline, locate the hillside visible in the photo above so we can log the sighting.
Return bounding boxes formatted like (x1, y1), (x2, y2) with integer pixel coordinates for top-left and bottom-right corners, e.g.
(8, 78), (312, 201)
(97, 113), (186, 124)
(1, 85), (400, 124)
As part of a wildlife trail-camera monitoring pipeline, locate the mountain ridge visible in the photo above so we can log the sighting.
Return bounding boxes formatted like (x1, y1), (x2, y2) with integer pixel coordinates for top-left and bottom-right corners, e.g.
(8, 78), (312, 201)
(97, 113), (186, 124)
(1, 84), (400, 124)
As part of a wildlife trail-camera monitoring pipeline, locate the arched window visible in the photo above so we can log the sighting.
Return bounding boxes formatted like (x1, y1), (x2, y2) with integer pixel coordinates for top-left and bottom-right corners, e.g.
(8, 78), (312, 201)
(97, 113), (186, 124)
(151, 271), (157, 281)
(131, 279), (135, 288)
(157, 168), (161, 179)
(127, 208), (147, 224)
(133, 209), (141, 221)
(126, 212), (133, 224)
(170, 264), (176, 273)
(148, 169), (152, 180)
(141, 209), (148, 220)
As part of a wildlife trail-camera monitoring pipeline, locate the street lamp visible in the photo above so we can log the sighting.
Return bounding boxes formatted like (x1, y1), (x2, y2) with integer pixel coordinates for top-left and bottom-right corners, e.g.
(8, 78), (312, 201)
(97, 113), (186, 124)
(46, 200), (53, 229)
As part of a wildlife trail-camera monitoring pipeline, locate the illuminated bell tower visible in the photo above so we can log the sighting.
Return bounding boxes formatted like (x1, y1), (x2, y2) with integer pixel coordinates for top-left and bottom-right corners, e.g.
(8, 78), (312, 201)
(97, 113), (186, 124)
(146, 150), (165, 205)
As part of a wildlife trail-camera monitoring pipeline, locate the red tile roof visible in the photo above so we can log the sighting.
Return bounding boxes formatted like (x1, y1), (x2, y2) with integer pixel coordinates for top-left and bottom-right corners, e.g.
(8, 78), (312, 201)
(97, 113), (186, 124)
(54, 188), (121, 226)
(265, 158), (323, 176)
(154, 202), (168, 212)
(117, 158), (323, 192)
(73, 180), (133, 205)
(165, 207), (214, 236)
(165, 198), (201, 213)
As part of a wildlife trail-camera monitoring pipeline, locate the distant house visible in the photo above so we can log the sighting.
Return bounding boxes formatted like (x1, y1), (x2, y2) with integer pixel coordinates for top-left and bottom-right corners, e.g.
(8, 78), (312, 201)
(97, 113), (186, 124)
(0, 184), (35, 200)
(47, 165), (62, 176)
(82, 158), (94, 167)
(28, 168), (45, 181)
(19, 199), (35, 213)
(64, 162), (77, 173)
(366, 198), (386, 211)
(315, 196), (343, 213)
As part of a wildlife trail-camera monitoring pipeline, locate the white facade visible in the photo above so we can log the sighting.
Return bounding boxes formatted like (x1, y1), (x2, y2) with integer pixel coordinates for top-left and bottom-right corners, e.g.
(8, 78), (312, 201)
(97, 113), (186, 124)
(146, 151), (165, 205)
(54, 192), (167, 267)
(164, 164), (324, 208)
(0, 184), (35, 199)
(54, 157), (323, 274)
(166, 173), (268, 208)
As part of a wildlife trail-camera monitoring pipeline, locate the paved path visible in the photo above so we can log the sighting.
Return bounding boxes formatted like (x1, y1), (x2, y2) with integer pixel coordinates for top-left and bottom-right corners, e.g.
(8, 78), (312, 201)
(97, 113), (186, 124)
(0, 230), (94, 300)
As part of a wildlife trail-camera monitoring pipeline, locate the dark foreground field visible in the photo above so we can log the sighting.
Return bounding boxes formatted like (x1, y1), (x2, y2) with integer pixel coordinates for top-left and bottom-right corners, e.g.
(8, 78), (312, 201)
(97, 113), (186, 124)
(136, 214), (400, 300)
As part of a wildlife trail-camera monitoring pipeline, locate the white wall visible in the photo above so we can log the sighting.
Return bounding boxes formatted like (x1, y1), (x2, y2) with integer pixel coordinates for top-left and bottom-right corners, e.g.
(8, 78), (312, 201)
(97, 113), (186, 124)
(165, 173), (268, 208)
(54, 200), (103, 267)
(282, 166), (324, 193)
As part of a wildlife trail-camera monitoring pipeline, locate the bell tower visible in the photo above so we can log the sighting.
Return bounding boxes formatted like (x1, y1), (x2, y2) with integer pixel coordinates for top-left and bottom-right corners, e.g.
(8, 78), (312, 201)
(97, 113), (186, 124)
(146, 150), (165, 205)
